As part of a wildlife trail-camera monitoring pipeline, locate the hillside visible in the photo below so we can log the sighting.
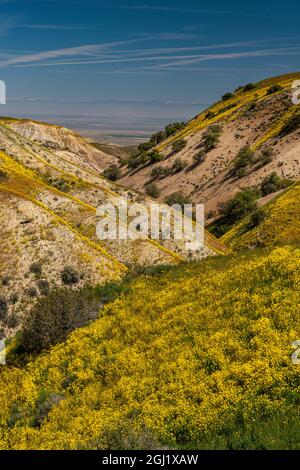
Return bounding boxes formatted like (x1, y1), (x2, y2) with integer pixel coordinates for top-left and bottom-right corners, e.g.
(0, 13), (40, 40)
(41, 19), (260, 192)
(0, 117), (226, 338)
(0, 245), (299, 449)
(221, 182), (300, 250)
(119, 72), (300, 217)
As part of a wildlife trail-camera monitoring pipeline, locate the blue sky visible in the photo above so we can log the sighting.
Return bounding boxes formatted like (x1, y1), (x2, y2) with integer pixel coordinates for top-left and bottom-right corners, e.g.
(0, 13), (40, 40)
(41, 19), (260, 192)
(1, 0), (300, 142)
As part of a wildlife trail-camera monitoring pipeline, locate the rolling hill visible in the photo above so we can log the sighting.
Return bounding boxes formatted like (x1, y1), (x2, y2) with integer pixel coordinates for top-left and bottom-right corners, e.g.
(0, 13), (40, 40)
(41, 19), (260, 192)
(0, 244), (299, 449)
(0, 117), (225, 338)
(119, 72), (300, 219)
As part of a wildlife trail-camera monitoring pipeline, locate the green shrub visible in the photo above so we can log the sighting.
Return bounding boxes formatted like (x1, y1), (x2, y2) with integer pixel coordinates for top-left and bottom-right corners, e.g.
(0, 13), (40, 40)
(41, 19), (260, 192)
(103, 165), (121, 181)
(222, 188), (259, 224)
(145, 183), (160, 198)
(61, 266), (80, 285)
(14, 288), (102, 354)
(247, 208), (267, 229)
(164, 192), (191, 208)
(36, 279), (50, 296)
(0, 169), (8, 181)
(260, 172), (291, 196)
(280, 112), (300, 135)
(165, 121), (185, 136)
(1, 276), (10, 286)
(203, 125), (222, 151)
(150, 166), (170, 180)
(172, 157), (188, 172)
(29, 262), (42, 276)
(0, 296), (8, 320)
(267, 84), (283, 95)
(243, 83), (256, 91)
(149, 151), (164, 163)
(232, 147), (255, 176)
(193, 150), (206, 165)
(26, 287), (38, 298)
(172, 139), (186, 153)
(222, 92), (234, 101)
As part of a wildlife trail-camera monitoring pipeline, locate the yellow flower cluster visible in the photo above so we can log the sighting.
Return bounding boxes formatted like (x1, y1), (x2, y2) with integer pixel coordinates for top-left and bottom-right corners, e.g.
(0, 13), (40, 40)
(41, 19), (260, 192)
(0, 245), (299, 449)
(222, 183), (300, 250)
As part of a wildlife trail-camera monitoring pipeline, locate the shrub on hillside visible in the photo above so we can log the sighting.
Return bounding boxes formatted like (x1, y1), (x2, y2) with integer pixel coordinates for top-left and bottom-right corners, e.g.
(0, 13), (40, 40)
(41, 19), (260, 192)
(203, 125), (222, 151)
(150, 166), (170, 180)
(231, 147), (255, 176)
(149, 151), (164, 164)
(243, 83), (256, 91)
(145, 183), (160, 198)
(221, 188), (259, 225)
(0, 169), (8, 181)
(13, 288), (102, 354)
(280, 112), (300, 135)
(0, 296), (8, 321)
(61, 266), (80, 285)
(267, 84), (283, 95)
(260, 172), (291, 196)
(193, 150), (206, 165)
(172, 139), (186, 153)
(165, 121), (185, 136)
(172, 157), (188, 172)
(103, 165), (121, 181)
(36, 279), (50, 296)
(222, 92), (234, 101)
(29, 262), (42, 277)
(247, 207), (267, 229)
(164, 191), (191, 208)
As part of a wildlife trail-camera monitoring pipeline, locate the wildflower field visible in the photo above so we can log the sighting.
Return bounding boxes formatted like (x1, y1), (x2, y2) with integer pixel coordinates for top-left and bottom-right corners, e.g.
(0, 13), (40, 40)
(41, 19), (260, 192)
(0, 245), (299, 449)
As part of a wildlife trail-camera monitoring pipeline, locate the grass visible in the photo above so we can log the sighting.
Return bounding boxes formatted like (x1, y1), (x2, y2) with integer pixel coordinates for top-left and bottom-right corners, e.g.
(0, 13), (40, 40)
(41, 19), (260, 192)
(0, 244), (299, 449)
(221, 182), (300, 250)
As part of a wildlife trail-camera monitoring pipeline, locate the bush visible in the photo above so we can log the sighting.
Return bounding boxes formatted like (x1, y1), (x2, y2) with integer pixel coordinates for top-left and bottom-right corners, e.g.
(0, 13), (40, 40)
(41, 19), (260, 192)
(145, 183), (160, 198)
(222, 92), (234, 101)
(243, 83), (256, 91)
(0, 169), (8, 181)
(1, 276), (10, 286)
(203, 125), (222, 151)
(232, 147), (255, 176)
(164, 192), (191, 208)
(222, 188), (259, 224)
(14, 288), (102, 354)
(149, 151), (164, 163)
(150, 166), (170, 179)
(165, 122), (185, 137)
(172, 139), (186, 153)
(193, 150), (206, 165)
(36, 279), (50, 296)
(247, 208), (267, 229)
(280, 112), (300, 135)
(267, 84), (283, 95)
(45, 175), (71, 192)
(172, 157), (187, 172)
(149, 130), (166, 146)
(26, 287), (38, 298)
(103, 165), (121, 181)
(29, 262), (42, 276)
(0, 296), (8, 320)
(61, 266), (80, 285)
(260, 172), (291, 196)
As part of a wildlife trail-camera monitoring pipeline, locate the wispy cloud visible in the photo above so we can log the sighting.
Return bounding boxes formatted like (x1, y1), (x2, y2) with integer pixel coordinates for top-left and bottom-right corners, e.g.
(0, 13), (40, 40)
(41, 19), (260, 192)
(123, 4), (283, 19)
(1, 33), (299, 75)
(16, 23), (94, 31)
(0, 15), (19, 37)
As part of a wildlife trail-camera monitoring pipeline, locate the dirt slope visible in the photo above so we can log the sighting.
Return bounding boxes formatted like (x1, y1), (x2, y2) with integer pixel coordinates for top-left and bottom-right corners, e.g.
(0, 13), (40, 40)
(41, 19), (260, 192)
(120, 72), (300, 217)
